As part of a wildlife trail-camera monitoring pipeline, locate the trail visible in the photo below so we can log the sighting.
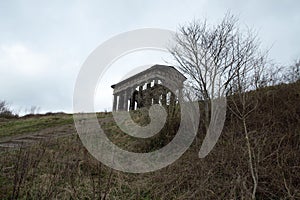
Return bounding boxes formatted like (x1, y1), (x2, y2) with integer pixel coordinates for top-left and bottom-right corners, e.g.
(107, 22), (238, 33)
(0, 115), (115, 151)
(0, 124), (76, 150)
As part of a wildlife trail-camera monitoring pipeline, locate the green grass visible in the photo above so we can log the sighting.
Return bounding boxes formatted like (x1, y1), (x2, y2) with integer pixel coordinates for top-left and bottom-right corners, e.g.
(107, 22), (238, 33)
(0, 114), (74, 138)
(0, 80), (300, 199)
(0, 135), (153, 199)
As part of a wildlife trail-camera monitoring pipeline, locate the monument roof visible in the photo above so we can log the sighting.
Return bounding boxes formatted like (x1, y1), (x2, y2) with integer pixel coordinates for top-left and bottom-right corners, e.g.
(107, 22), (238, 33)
(111, 64), (186, 89)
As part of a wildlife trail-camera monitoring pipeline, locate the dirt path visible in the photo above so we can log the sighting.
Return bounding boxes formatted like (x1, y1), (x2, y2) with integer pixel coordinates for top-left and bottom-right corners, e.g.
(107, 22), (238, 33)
(0, 116), (114, 150)
(0, 123), (76, 150)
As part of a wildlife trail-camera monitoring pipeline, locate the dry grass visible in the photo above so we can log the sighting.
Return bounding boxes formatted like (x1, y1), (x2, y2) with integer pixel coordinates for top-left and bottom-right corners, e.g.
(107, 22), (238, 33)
(0, 82), (299, 199)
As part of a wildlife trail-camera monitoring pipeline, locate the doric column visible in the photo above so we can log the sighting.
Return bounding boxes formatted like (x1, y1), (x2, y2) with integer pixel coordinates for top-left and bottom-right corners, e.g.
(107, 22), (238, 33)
(137, 85), (143, 108)
(162, 89), (167, 105)
(118, 92), (124, 110)
(153, 79), (159, 104)
(123, 90), (128, 111)
(153, 94), (159, 104)
(170, 92), (176, 106)
(129, 94), (135, 110)
(145, 82), (152, 107)
(178, 88), (183, 103)
(147, 82), (151, 89)
(113, 94), (117, 111)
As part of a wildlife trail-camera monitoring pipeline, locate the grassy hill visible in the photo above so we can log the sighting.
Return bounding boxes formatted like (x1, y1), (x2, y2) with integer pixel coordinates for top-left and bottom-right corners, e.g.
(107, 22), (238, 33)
(0, 113), (74, 138)
(0, 82), (299, 199)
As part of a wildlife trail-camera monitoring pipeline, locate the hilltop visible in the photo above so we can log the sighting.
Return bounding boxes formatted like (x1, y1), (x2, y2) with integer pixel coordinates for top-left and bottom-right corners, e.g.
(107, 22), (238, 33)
(0, 81), (299, 199)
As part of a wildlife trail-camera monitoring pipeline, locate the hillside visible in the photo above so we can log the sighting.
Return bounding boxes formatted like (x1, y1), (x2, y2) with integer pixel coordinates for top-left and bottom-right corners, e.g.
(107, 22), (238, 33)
(0, 82), (299, 199)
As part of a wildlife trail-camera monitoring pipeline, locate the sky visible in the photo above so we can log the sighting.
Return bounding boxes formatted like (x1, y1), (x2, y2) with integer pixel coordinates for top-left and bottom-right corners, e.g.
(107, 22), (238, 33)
(0, 0), (299, 114)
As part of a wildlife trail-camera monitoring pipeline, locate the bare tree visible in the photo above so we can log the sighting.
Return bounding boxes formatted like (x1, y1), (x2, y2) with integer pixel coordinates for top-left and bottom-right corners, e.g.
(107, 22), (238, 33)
(0, 100), (8, 113)
(228, 60), (265, 199)
(170, 14), (266, 130)
(30, 106), (40, 115)
(0, 100), (15, 117)
(170, 14), (268, 199)
(283, 59), (300, 83)
(226, 38), (270, 198)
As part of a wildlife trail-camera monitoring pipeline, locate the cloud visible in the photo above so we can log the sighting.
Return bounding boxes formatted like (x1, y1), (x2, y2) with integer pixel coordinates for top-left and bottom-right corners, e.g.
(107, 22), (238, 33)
(0, 0), (299, 114)
(0, 43), (80, 114)
(0, 44), (48, 76)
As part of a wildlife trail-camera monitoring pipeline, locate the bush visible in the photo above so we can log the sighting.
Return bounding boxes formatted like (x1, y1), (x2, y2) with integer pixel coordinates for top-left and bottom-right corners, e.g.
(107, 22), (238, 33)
(0, 100), (17, 118)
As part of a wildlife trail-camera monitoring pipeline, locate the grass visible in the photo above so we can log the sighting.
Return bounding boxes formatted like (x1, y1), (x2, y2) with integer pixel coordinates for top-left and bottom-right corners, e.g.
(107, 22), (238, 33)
(0, 82), (299, 199)
(0, 114), (74, 138)
(0, 135), (156, 199)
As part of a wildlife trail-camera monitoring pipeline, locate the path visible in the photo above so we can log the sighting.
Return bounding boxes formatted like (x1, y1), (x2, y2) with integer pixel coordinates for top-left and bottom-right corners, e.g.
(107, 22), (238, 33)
(0, 124), (76, 150)
(0, 116), (114, 150)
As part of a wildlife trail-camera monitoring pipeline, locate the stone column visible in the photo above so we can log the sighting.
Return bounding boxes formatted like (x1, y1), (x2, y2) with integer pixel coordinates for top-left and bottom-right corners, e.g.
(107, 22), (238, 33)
(178, 88), (183, 103)
(123, 90), (128, 111)
(153, 79), (159, 104)
(129, 88), (135, 111)
(145, 82), (152, 107)
(137, 85), (143, 108)
(153, 94), (159, 104)
(147, 82), (151, 88)
(162, 89), (167, 105)
(112, 94), (117, 111)
(118, 92), (124, 110)
(170, 92), (176, 106)
(129, 94), (135, 110)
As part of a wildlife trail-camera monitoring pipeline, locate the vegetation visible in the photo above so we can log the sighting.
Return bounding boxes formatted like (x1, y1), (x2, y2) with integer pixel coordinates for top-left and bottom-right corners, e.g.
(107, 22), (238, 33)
(170, 14), (268, 131)
(0, 114), (73, 138)
(0, 81), (299, 199)
(1, 14), (299, 199)
(0, 101), (17, 119)
(168, 13), (300, 199)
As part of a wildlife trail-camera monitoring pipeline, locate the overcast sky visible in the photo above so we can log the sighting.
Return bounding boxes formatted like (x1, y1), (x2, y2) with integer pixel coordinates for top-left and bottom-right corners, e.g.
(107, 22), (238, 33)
(0, 0), (299, 114)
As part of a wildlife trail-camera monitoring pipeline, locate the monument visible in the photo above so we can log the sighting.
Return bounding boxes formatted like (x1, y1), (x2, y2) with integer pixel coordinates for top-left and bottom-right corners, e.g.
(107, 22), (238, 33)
(111, 65), (186, 111)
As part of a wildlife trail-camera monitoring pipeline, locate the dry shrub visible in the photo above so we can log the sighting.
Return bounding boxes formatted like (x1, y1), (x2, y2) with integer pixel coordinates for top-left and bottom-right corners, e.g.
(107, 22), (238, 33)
(1, 82), (299, 199)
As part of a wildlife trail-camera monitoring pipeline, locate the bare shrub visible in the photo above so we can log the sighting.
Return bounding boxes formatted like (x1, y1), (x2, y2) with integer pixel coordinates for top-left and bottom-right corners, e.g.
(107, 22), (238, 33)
(0, 100), (17, 118)
(283, 59), (300, 83)
(170, 14), (268, 133)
